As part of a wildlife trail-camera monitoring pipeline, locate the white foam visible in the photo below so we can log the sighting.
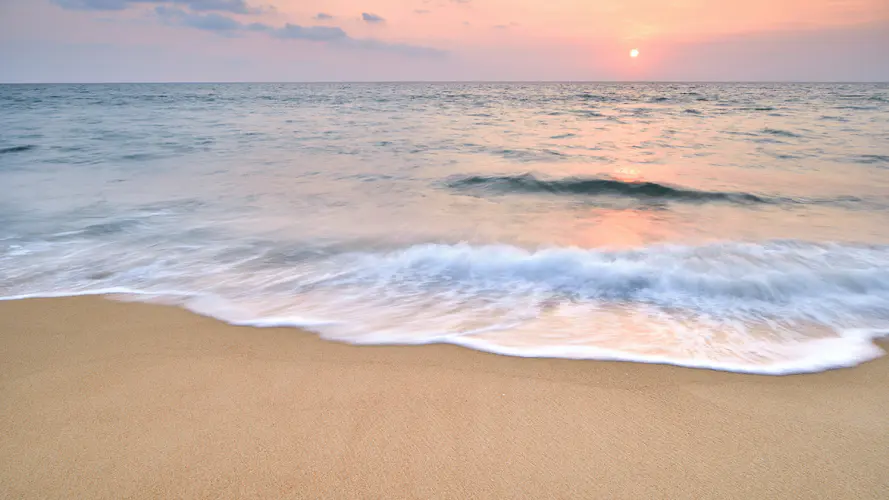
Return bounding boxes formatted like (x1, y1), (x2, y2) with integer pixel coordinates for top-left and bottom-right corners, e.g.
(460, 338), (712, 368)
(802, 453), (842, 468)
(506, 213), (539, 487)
(161, 292), (888, 375)
(448, 332), (886, 375)
(0, 287), (185, 302)
(2, 240), (889, 375)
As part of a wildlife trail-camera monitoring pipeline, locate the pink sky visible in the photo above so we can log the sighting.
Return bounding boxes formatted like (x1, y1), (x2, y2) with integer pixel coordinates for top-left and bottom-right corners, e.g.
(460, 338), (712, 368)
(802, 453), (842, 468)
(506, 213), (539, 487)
(1, 0), (887, 81)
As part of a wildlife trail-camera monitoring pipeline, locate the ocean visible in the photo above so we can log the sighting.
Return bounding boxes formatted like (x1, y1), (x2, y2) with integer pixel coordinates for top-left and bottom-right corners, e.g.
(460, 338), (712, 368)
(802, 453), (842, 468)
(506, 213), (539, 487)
(1, 82), (888, 374)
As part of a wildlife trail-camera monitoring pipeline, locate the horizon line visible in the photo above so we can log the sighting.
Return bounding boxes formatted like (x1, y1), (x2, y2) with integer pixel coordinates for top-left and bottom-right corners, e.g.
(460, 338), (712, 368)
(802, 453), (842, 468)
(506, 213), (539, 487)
(1, 80), (887, 85)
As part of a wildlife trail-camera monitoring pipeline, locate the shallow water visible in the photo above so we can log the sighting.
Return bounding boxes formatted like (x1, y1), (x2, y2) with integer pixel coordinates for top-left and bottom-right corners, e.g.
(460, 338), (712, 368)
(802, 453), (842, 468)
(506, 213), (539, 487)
(2, 82), (889, 373)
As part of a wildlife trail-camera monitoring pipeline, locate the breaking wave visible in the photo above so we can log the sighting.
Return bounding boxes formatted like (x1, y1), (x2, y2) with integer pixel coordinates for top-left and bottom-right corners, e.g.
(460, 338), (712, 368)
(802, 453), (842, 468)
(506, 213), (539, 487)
(448, 174), (770, 204)
(3, 239), (888, 375)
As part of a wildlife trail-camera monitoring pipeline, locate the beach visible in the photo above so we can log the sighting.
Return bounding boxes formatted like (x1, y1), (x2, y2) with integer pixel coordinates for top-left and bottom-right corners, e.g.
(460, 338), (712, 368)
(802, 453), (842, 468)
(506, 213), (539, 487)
(1, 296), (887, 499)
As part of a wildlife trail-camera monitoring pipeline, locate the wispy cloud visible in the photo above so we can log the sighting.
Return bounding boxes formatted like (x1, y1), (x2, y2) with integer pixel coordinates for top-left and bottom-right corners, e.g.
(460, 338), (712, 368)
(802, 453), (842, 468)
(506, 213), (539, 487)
(147, 6), (443, 57)
(274, 23), (348, 42)
(361, 13), (385, 24)
(53, 0), (255, 14)
(51, 0), (442, 57)
(53, 0), (130, 10)
(155, 6), (242, 32)
(340, 38), (445, 58)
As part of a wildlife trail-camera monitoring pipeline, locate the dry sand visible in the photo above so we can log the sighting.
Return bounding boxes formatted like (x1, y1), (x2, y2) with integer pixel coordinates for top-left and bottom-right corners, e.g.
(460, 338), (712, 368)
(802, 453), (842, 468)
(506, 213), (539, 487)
(1, 296), (888, 499)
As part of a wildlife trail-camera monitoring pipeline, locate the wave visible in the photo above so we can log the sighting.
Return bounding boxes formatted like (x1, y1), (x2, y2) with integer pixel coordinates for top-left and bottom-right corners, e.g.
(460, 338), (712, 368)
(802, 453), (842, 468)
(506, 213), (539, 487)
(761, 128), (802, 138)
(0, 145), (36, 154)
(447, 174), (770, 204)
(342, 242), (889, 306)
(2, 239), (889, 375)
(851, 154), (889, 165)
(575, 92), (613, 102)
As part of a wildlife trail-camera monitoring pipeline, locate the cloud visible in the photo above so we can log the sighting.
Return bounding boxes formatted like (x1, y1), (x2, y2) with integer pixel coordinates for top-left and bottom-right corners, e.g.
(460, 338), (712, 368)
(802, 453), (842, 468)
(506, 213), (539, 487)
(164, 0), (252, 13)
(156, 9), (345, 40)
(246, 22), (272, 32)
(55, 0), (443, 58)
(155, 6), (242, 32)
(52, 0), (131, 10)
(341, 39), (445, 58)
(274, 23), (348, 42)
(414, 10), (430, 15)
(361, 13), (385, 23)
(52, 0), (254, 14)
(147, 7), (444, 57)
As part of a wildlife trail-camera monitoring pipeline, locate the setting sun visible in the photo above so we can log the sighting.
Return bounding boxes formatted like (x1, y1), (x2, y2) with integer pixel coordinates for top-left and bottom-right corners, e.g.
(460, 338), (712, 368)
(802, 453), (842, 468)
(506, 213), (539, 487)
(630, 48), (640, 58)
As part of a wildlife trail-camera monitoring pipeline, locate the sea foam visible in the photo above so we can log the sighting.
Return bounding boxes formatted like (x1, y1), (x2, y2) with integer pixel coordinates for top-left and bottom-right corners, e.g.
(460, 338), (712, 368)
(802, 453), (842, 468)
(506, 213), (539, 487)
(2, 240), (888, 375)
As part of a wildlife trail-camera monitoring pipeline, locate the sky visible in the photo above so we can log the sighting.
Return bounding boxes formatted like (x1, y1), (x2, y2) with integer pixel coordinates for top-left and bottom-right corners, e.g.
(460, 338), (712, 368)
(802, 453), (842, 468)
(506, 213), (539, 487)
(0, 0), (887, 82)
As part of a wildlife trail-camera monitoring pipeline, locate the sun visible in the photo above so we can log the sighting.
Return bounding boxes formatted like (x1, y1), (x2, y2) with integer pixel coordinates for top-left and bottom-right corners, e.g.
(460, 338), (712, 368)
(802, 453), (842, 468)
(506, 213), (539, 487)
(630, 48), (640, 58)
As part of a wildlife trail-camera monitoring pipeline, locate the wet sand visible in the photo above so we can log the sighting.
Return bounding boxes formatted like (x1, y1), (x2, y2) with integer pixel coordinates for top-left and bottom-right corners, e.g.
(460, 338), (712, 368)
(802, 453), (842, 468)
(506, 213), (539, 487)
(1, 296), (888, 499)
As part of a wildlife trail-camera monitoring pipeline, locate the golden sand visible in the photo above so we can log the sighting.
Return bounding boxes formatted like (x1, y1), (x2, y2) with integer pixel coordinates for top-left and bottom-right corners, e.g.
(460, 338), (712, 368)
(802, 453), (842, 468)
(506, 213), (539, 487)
(1, 297), (887, 499)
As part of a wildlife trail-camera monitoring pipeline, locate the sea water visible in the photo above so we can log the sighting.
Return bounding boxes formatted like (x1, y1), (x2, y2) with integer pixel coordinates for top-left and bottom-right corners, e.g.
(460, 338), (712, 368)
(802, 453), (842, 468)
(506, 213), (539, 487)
(2, 82), (888, 374)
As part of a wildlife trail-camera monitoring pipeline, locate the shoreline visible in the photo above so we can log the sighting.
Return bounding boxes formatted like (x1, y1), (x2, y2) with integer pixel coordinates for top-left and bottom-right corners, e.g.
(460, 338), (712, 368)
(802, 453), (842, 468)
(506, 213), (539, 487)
(2, 296), (888, 498)
(5, 289), (883, 376)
